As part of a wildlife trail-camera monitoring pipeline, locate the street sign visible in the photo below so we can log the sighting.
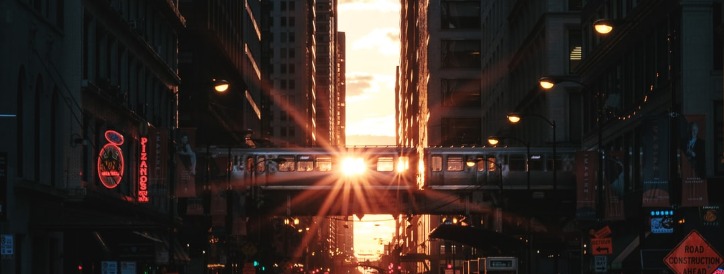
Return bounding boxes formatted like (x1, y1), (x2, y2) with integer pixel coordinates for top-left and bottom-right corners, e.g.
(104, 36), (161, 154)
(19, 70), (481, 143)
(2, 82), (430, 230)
(664, 230), (723, 274)
(594, 256), (608, 273)
(591, 237), (613, 255)
(1, 234), (13, 256)
(593, 225), (612, 239)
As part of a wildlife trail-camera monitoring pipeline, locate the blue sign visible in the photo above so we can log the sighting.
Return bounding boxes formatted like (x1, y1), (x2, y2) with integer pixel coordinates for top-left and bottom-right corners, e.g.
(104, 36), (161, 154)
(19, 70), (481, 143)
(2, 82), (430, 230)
(650, 210), (674, 234)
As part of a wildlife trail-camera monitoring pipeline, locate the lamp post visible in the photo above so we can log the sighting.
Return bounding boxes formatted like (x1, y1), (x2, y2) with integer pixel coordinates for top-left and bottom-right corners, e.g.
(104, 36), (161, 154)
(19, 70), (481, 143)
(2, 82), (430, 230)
(507, 112), (557, 189)
(487, 136), (530, 189)
(539, 76), (605, 220)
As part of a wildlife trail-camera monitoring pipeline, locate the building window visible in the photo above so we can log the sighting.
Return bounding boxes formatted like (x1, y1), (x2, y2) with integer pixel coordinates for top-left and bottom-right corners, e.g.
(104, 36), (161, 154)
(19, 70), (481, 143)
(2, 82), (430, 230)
(441, 117), (481, 146)
(441, 78), (481, 107)
(568, 29), (582, 73)
(441, 40), (480, 68)
(441, 1), (480, 29)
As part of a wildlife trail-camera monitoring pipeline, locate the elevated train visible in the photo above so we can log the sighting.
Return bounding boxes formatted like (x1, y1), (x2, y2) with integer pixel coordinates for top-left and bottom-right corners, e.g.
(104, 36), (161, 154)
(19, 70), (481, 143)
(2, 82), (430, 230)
(211, 146), (578, 191)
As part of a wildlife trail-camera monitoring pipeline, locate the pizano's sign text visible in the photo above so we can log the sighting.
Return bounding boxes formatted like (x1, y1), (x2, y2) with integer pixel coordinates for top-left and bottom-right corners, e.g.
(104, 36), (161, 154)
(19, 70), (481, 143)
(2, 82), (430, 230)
(138, 137), (149, 203)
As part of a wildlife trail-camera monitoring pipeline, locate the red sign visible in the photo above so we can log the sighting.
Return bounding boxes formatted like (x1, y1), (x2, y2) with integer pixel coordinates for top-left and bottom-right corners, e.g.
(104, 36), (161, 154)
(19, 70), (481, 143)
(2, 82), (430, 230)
(591, 237), (613, 255)
(593, 225), (612, 239)
(97, 130), (125, 188)
(138, 137), (149, 202)
(664, 230), (723, 274)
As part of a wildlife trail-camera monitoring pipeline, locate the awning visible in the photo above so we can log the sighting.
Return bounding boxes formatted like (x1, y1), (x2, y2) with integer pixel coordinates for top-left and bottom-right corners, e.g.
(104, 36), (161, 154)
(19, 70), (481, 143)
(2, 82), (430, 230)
(429, 224), (523, 255)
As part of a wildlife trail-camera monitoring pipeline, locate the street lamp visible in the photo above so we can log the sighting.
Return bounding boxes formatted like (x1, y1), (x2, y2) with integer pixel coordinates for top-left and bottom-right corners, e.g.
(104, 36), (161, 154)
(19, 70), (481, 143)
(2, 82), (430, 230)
(593, 19), (616, 35)
(213, 79), (230, 93)
(538, 76), (606, 219)
(487, 136), (531, 189)
(507, 112), (557, 189)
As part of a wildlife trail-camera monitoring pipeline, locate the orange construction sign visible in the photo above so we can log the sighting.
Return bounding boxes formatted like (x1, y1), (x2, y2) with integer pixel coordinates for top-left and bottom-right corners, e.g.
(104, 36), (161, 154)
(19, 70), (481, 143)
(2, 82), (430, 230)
(664, 230), (723, 274)
(591, 237), (613, 255)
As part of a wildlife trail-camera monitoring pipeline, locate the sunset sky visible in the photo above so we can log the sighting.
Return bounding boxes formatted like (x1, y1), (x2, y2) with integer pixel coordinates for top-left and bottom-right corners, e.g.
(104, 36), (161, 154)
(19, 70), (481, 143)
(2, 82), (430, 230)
(340, 0), (399, 146)
(338, 0), (400, 260)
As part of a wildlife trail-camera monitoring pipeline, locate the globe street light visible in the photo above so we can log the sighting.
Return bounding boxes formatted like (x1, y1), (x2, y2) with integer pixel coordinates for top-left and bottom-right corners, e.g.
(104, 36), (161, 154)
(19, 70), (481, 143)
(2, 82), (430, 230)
(593, 19), (615, 35)
(507, 112), (557, 189)
(213, 79), (230, 93)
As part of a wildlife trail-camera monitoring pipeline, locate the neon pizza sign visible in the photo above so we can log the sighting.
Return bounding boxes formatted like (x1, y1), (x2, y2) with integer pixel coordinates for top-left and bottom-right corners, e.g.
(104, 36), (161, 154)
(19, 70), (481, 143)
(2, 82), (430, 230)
(97, 130), (125, 188)
(138, 137), (149, 202)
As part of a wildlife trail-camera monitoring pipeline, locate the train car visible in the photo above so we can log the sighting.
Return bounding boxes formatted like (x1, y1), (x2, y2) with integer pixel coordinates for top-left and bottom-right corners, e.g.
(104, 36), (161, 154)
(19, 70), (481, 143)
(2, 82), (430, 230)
(221, 146), (418, 190)
(423, 146), (577, 190)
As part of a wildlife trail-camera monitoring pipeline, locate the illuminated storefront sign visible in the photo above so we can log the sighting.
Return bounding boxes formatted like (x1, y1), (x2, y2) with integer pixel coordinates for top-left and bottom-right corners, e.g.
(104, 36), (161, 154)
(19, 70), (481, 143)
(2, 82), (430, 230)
(138, 137), (149, 203)
(97, 130), (125, 189)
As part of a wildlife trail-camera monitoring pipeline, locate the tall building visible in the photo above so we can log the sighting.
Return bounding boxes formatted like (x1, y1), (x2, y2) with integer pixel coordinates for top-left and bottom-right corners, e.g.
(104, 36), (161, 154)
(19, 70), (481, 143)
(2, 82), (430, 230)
(260, 0), (344, 148)
(0, 0), (186, 272)
(399, 0), (723, 273)
(177, 1), (264, 272)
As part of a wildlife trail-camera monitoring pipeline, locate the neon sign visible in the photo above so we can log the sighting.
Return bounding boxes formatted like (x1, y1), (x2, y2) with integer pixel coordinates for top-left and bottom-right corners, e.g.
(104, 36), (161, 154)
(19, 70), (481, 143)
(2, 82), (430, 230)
(97, 130), (125, 189)
(138, 137), (149, 202)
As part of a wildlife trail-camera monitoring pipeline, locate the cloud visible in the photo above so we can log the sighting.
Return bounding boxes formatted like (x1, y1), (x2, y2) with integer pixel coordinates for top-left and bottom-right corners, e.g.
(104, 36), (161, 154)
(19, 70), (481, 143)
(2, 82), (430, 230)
(346, 74), (374, 97)
(352, 27), (400, 56)
(339, 0), (400, 12)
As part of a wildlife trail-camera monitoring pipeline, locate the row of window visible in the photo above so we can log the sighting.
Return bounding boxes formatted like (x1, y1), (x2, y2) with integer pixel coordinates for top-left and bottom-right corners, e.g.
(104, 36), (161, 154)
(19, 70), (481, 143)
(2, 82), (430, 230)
(242, 155), (404, 173)
(429, 154), (563, 173)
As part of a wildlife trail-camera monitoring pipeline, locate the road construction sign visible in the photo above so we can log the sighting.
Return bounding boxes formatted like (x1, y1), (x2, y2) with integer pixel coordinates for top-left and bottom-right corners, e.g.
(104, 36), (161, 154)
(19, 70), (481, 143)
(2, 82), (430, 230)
(664, 230), (723, 274)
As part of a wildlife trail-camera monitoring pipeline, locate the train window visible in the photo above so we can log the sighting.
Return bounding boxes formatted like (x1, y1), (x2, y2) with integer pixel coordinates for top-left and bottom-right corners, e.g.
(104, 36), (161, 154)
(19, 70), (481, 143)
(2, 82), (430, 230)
(486, 157), (497, 172)
(431, 156), (443, 172)
(529, 155), (544, 171)
(509, 154), (526, 171)
(447, 156), (464, 171)
(257, 156), (267, 173)
(377, 156), (394, 171)
(316, 156), (332, 171)
(278, 156), (296, 171)
(245, 157), (255, 173)
(298, 155), (314, 171)
(467, 156), (486, 172)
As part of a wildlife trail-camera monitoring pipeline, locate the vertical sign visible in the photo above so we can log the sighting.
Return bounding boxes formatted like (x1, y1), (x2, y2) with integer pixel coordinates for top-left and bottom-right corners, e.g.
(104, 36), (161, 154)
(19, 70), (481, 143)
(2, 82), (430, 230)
(575, 151), (597, 219)
(0, 152), (6, 221)
(679, 114), (708, 207)
(605, 150), (625, 220)
(641, 116), (670, 207)
(175, 128), (197, 198)
(138, 136), (149, 203)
